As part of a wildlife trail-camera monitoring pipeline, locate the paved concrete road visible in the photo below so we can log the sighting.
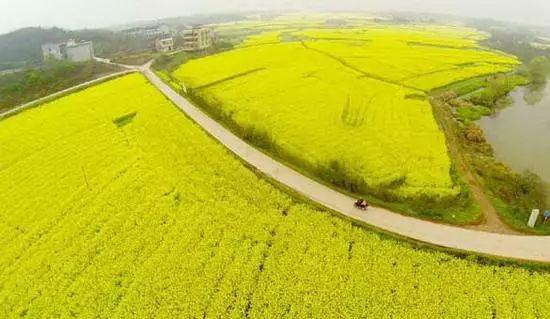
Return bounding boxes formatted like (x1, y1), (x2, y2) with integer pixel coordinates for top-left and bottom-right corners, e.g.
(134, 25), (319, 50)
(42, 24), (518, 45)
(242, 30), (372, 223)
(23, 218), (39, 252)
(4, 65), (548, 263)
(142, 67), (550, 263)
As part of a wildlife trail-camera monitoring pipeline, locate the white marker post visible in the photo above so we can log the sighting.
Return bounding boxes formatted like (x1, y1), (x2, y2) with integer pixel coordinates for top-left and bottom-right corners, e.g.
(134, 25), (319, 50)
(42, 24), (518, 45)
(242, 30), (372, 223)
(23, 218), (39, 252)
(528, 209), (540, 228)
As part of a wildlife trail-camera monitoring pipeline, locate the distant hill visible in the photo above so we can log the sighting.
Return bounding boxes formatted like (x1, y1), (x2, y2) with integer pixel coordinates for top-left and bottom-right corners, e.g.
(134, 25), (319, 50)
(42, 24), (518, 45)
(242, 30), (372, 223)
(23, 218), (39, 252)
(158, 13), (250, 28)
(111, 13), (250, 31)
(0, 27), (151, 71)
(0, 13), (251, 71)
(0, 27), (68, 70)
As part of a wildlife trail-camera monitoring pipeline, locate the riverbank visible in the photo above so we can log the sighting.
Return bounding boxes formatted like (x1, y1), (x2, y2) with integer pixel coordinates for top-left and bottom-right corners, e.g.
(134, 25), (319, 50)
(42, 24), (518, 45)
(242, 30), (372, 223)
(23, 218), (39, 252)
(151, 29), (545, 233)
(434, 74), (549, 234)
(479, 84), (550, 229)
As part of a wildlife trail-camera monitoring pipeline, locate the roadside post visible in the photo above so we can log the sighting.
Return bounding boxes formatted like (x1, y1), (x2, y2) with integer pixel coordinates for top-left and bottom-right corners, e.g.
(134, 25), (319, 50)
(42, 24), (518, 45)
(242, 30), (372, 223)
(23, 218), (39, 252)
(528, 209), (540, 228)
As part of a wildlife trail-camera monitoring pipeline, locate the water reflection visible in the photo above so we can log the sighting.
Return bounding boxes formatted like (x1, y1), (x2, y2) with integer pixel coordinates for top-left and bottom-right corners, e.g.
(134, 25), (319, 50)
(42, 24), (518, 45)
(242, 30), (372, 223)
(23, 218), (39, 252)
(523, 83), (547, 106)
(478, 84), (550, 202)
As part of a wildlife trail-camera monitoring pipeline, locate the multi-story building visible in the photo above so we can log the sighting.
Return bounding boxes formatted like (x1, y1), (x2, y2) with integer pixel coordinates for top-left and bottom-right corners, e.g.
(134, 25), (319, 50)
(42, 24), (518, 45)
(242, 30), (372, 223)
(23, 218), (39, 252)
(41, 40), (94, 62)
(155, 37), (175, 53)
(122, 24), (172, 39)
(181, 27), (213, 51)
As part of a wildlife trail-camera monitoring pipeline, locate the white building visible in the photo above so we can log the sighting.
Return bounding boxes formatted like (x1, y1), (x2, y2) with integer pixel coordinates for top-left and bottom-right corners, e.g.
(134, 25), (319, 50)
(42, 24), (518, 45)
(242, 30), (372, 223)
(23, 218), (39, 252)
(123, 24), (172, 38)
(66, 40), (94, 62)
(41, 43), (65, 60)
(41, 40), (94, 62)
(181, 27), (213, 51)
(155, 37), (174, 53)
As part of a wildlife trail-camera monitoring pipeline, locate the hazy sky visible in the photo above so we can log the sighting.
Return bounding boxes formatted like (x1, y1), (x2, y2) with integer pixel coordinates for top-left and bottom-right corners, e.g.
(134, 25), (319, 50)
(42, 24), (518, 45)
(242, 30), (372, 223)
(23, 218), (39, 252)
(1, 0), (549, 34)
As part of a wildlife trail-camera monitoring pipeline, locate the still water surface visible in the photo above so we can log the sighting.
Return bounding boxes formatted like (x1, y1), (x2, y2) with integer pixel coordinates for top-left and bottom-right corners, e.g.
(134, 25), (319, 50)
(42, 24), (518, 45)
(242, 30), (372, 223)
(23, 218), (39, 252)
(478, 84), (550, 203)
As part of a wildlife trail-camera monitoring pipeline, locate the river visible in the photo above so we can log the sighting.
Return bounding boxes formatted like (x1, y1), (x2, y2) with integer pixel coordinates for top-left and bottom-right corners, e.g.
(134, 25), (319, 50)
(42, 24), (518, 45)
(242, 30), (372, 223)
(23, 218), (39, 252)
(478, 84), (550, 203)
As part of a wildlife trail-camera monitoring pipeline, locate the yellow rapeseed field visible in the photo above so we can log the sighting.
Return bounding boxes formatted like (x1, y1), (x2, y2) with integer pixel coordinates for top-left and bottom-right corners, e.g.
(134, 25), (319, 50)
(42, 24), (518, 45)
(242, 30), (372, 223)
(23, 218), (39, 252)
(1, 73), (549, 317)
(173, 25), (518, 201)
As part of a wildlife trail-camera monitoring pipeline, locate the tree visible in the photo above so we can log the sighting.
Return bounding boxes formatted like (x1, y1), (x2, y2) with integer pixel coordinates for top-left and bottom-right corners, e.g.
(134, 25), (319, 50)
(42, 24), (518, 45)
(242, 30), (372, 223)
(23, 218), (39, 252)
(529, 56), (550, 85)
(474, 76), (509, 107)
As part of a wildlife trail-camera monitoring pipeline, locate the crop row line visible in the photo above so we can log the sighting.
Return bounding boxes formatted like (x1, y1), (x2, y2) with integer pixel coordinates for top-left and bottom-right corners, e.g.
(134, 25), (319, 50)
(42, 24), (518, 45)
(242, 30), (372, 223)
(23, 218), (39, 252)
(194, 68), (267, 91)
(300, 41), (427, 93)
(143, 66), (550, 263)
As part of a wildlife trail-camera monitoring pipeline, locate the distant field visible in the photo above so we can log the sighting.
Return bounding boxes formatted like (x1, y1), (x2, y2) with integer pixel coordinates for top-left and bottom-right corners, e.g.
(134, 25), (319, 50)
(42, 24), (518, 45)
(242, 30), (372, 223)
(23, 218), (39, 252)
(0, 73), (549, 317)
(173, 25), (518, 204)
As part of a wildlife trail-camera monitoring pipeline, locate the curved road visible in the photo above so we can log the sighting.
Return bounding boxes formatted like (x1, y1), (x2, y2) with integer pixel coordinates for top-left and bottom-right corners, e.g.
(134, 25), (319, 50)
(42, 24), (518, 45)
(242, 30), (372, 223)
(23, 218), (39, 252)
(141, 66), (550, 263)
(3, 63), (548, 263)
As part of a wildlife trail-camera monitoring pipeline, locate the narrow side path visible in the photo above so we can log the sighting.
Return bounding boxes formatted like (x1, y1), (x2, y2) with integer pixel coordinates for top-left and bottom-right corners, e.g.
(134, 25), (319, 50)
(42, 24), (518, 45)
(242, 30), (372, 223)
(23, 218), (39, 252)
(0, 69), (137, 120)
(142, 66), (550, 263)
(430, 98), (517, 234)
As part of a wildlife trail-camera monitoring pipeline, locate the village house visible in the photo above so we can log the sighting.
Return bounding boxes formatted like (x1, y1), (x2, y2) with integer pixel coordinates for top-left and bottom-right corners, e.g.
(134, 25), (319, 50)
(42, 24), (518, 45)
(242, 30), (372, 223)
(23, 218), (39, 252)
(41, 43), (65, 60)
(155, 37), (175, 53)
(41, 40), (94, 62)
(181, 26), (213, 51)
